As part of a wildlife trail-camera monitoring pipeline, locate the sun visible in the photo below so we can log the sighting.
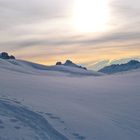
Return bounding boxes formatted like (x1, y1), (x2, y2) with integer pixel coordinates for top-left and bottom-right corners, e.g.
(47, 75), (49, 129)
(73, 0), (110, 33)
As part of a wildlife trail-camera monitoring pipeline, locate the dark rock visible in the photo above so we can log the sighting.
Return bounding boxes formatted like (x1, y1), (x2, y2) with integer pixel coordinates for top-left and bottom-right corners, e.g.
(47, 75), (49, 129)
(0, 52), (9, 59)
(64, 60), (87, 70)
(9, 55), (15, 59)
(65, 60), (73, 65)
(0, 52), (16, 59)
(56, 62), (62, 65)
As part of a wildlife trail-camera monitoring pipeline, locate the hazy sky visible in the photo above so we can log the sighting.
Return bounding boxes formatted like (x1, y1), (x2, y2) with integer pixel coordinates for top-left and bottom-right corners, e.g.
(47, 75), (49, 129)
(0, 0), (140, 68)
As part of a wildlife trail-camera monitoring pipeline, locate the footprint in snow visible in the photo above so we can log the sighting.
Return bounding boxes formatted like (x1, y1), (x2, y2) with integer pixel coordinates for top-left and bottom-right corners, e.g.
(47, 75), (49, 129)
(0, 99), (68, 140)
(0, 125), (4, 129)
(50, 116), (61, 120)
(72, 133), (86, 140)
(14, 126), (21, 130)
(45, 113), (65, 124)
(14, 100), (21, 104)
(37, 111), (44, 114)
(10, 118), (19, 123)
(0, 119), (3, 124)
(45, 113), (53, 116)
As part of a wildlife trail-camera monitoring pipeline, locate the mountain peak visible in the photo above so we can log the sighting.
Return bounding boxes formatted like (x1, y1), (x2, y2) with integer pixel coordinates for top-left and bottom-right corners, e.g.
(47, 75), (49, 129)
(99, 60), (140, 74)
(56, 60), (87, 70)
(64, 60), (77, 67)
(65, 60), (73, 65)
(128, 60), (139, 65)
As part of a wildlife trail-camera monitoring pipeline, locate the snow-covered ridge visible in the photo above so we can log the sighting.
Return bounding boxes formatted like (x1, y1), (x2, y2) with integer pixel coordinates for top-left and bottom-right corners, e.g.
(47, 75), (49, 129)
(99, 60), (140, 74)
(56, 60), (87, 70)
(0, 58), (102, 76)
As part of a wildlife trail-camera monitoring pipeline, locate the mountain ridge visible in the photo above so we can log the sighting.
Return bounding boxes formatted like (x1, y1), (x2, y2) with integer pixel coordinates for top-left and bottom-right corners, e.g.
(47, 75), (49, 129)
(0, 58), (101, 76)
(99, 60), (140, 74)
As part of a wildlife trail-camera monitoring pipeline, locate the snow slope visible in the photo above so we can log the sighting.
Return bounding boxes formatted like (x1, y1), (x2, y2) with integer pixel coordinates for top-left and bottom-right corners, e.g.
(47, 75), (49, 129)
(0, 58), (140, 140)
(0, 99), (68, 140)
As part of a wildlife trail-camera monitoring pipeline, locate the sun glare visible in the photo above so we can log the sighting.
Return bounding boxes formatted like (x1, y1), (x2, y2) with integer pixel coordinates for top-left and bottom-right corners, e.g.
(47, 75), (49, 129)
(73, 0), (110, 33)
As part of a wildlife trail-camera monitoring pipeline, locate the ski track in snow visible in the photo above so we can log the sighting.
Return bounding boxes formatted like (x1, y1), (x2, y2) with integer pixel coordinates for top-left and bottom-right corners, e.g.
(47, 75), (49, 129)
(0, 99), (68, 140)
(0, 59), (140, 140)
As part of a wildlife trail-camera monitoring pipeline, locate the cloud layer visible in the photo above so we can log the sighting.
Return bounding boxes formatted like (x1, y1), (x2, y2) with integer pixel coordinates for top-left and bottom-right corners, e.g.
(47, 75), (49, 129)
(0, 0), (140, 68)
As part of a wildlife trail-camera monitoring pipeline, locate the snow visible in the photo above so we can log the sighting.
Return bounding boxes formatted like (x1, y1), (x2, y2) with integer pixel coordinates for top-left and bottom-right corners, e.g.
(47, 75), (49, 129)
(0, 99), (68, 140)
(0, 58), (140, 140)
(0, 59), (101, 76)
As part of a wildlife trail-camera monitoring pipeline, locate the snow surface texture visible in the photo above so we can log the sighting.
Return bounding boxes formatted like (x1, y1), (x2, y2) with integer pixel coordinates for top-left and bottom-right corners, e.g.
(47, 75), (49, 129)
(0, 58), (140, 140)
(0, 99), (68, 140)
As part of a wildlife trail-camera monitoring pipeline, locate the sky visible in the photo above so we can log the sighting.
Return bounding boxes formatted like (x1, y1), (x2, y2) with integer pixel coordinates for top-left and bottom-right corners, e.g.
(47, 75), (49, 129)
(0, 0), (140, 69)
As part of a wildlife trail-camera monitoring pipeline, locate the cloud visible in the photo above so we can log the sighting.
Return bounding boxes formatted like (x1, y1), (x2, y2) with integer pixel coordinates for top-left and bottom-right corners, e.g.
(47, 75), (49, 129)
(0, 0), (74, 30)
(1, 30), (140, 50)
(110, 0), (140, 29)
(0, 0), (140, 66)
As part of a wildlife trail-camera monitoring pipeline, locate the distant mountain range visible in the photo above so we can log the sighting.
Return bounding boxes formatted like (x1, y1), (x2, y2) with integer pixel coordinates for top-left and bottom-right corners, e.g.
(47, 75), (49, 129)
(1, 52), (140, 75)
(98, 60), (140, 74)
(86, 58), (140, 71)
(0, 52), (101, 76)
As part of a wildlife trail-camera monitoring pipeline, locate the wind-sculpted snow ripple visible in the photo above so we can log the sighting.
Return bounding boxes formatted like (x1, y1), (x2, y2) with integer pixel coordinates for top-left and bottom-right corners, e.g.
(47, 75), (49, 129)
(0, 99), (68, 140)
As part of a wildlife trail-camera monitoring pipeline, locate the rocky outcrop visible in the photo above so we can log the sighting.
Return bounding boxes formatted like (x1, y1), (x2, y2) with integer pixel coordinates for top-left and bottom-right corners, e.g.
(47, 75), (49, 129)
(56, 60), (87, 70)
(0, 52), (15, 60)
